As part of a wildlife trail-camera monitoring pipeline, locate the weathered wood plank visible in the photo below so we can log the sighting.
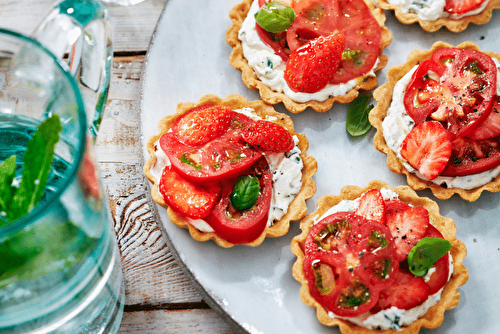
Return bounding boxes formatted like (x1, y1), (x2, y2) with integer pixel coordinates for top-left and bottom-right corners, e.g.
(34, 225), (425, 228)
(96, 58), (205, 307)
(118, 309), (235, 334)
(0, 0), (166, 53)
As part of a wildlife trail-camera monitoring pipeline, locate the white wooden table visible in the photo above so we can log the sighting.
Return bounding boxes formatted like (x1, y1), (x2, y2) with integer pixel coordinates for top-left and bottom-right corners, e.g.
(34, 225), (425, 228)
(0, 0), (234, 332)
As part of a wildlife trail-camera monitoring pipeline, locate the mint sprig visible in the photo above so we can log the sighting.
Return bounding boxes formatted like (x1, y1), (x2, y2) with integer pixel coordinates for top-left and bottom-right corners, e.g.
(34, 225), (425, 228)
(408, 237), (452, 277)
(346, 95), (374, 137)
(0, 115), (62, 223)
(254, 1), (295, 33)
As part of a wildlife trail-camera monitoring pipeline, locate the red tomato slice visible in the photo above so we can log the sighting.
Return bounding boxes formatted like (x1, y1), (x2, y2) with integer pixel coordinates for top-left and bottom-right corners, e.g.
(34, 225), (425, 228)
(466, 96), (500, 140)
(423, 224), (450, 295)
(303, 212), (399, 317)
(204, 157), (272, 244)
(404, 48), (497, 139)
(441, 136), (500, 176)
(160, 111), (263, 183)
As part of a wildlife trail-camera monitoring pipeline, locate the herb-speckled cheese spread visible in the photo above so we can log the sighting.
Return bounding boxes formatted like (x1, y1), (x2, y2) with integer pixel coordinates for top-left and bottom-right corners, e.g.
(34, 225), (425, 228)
(238, 0), (379, 103)
(386, 0), (490, 21)
(382, 59), (500, 190)
(150, 107), (303, 232)
(313, 188), (453, 331)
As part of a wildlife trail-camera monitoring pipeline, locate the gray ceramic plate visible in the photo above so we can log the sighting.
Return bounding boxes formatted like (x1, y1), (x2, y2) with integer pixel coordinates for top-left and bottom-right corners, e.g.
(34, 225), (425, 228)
(141, 1), (500, 332)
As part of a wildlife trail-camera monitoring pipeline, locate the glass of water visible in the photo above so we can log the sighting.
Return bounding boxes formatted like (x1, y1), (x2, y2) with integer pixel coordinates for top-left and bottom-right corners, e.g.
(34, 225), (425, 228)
(0, 25), (124, 334)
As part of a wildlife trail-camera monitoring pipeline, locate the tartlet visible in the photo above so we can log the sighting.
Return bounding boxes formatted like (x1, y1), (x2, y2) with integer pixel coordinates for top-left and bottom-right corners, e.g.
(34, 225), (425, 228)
(376, 0), (500, 32)
(291, 180), (468, 333)
(226, 0), (392, 113)
(370, 41), (500, 201)
(144, 94), (317, 247)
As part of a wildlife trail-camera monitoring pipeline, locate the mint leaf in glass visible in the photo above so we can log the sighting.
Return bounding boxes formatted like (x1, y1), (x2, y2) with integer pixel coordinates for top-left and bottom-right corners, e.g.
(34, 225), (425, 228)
(408, 237), (452, 277)
(230, 175), (261, 211)
(0, 155), (17, 223)
(10, 115), (62, 220)
(254, 1), (295, 33)
(346, 95), (374, 137)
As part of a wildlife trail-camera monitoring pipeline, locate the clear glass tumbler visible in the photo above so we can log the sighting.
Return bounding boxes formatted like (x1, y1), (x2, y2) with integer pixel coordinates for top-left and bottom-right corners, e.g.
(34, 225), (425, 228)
(0, 28), (124, 333)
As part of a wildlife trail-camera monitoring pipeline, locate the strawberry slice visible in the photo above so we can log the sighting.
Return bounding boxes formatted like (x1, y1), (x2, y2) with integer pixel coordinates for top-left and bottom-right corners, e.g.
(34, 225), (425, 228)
(172, 105), (235, 146)
(386, 205), (429, 260)
(445, 0), (486, 14)
(400, 121), (452, 180)
(241, 120), (294, 152)
(158, 165), (221, 219)
(284, 31), (344, 93)
(355, 189), (386, 224)
(376, 270), (429, 310)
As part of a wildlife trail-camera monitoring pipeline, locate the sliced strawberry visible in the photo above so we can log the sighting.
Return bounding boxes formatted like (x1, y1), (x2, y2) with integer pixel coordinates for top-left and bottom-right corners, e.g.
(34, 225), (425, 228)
(355, 189), (386, 224)
(158, 165), (221, 219)
(376, 270), (429, 310)
(284, 31), (344, 93)
(445, 0), (486, 14)
(386, 206), (429, 260)
(400, 121), (452, 180)
(241, 120), (294, 152)
(172, 105), (235, 146)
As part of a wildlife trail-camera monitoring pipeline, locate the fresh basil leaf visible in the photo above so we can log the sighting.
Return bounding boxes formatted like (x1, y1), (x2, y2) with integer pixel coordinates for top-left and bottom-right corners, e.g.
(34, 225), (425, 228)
(254, 1), (295, 33)
(10, 115), (62, 220)
(0, 155), (17, 223)
(230, 175), (260, 211)
(408, 237), (452, 277)
(346, 95), (374, 137)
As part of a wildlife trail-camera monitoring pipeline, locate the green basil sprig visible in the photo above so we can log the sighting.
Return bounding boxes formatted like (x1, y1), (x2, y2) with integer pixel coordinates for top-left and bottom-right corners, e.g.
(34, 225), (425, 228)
(254, 1), (295, 33)
(346, 95), (374, 137)
(408, 237), (452, 277)
(230, 175), (261, 211)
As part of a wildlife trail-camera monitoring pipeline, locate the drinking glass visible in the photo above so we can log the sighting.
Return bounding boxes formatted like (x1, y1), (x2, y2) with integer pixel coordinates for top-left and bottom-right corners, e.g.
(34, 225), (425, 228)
(0, 8), (123, 334)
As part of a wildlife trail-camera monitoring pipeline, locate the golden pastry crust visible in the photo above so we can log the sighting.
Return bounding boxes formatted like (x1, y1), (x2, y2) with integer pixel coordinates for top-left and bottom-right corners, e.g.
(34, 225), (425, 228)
(144, 94), (317, 247)
(226, 0), (392, 113)
(291, 180), (469, 333)
(376, 0), (500, 32)
(369, 41), (500, 201)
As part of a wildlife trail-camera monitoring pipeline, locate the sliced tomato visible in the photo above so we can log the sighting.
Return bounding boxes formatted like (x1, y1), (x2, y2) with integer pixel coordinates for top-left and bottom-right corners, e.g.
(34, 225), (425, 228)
(303, 212), (399, 317)
(376, 270), (429, 310)
(445, 0), (487, 14)
(160, 111), (263, 182)
(204, 157), (272, 244)
(441, 136), (500, 176)
(255, 24), (290, 61)
(404, 48), (497, 139)
(423, 224), (450, 295)
(158, 165), (221, 219)
(466, 96), (500, 140)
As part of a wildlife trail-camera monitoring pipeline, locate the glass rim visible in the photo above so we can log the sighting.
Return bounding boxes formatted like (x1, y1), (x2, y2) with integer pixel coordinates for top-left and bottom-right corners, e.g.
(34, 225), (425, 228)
(0, 28), (87, 238)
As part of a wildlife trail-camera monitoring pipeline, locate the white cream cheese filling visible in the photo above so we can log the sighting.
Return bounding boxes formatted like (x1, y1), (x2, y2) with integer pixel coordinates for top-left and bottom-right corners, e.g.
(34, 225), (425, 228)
(150, 108), (303, 233)
(238, 0), (379, 103)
